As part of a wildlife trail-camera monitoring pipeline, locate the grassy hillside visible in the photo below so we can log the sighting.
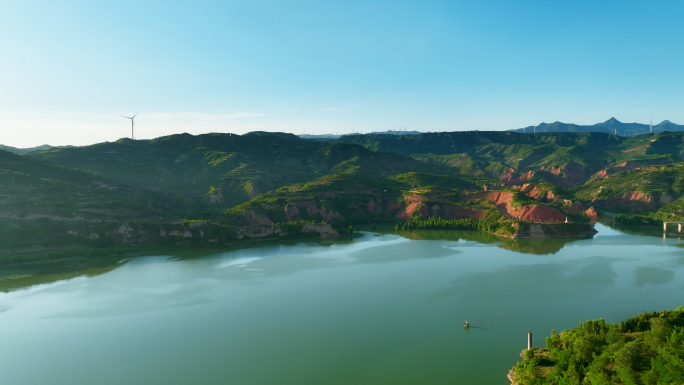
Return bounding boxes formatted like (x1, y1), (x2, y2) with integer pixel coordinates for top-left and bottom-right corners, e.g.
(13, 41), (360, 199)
(11, 130), (684, 226)
(7, 129), (684, 265)
(572, 162), (684, 216)
(28, 132), (331, 213)
(0, 149), (160, 220)
(0, 144), (57, 155)
(337, 131), (628, 186)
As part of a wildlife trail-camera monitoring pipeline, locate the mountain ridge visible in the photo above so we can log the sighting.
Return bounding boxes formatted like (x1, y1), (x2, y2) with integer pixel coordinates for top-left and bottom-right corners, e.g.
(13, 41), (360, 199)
(512, 118), (684, 136)
(4, 129), (684, 267)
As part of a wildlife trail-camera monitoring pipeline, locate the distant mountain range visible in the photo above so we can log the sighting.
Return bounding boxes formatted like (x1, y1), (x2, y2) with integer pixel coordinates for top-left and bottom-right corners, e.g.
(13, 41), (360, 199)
(0, 144), (73, 154)
(511, 118), (684, 136)
(2, 120), (680, 152)
(298, 130), (423, 140)
(298, 119), (683, 139)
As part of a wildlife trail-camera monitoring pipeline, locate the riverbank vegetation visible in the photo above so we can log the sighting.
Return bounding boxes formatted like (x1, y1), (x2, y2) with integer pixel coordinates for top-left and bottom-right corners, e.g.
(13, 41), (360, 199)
(395, 217), (518, 237)
(509, 308), (684, 385)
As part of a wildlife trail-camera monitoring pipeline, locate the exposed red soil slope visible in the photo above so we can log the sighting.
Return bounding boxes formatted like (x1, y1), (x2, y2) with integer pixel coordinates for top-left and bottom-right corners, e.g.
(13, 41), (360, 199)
(592, 190), (657, 211)
(284, 205), (300, 221)
(467, 191), (513, 206)
(545, 164), (590, 187)
(397, 201), (423, 220)
(306, 205), (343, 221)
(507, 205), (567, 223)
(466, 191), (568, 223)
(396, 194), (481, 220)
(584, 206), (598, 222)
(238, 210), (274, 226)
(527, 186), (555, 201)
(590, 160), (669, 180)
(622, 191), (652, 203)
(500, 169), (534, 184)
(623, 144), (650, 153)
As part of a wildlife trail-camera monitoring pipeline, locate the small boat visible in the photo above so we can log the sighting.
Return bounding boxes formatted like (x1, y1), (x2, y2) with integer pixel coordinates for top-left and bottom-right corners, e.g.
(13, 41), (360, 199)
(464, 321), (469, 328)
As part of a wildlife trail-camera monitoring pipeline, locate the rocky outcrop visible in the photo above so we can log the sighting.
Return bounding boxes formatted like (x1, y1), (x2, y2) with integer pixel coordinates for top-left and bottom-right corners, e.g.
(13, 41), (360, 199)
(590, 159), (670, 180)
(235, 225), (285, 239)
(239, 210), (274, 226)
(590, 190), (657, 212)
(500, 169), (534, 184)
(436, 204), (480, 219)
(584, 206), (599, 222)
(205, 188), (224, 203)
(660, 194), (674, 206)
(396, 195), (478, 221)
(306, 205), (343, 222)
(508, 205), (567, 223)
(623, 143), (651, 153)
(466, 191), (569, 223)
(563, 200), (589, 213)
(526, 186), (555, 201)
(301, 223), (338, 238)
(246, 186), (261, 200)
(468, 191), (514, 206)
(366, 199), (383, 214)
(622, 190), (652, 203)
(284, 204), (300, 221)
(397, 201), (424, 220)
(541, 164), (591, 187)
(168, 230), (193, 238)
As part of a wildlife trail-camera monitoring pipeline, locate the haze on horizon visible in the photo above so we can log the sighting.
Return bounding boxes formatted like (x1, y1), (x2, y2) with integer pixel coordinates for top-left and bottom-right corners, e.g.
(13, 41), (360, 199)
(1, 0), (683, 148)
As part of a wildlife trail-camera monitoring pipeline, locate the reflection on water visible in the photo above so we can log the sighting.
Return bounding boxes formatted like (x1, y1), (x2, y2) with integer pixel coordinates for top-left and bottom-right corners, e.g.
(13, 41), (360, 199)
(424, 256), (619, 305)
(395, 228), (501, 243)
(395, 226), (592, 255)
(1, 223), (684, 385)
(0, 263), (122, 293)
(604, 221), (665, 238)
(497, 238), (585, 255)
(0, 223), (671, 293)
(634, 266), (675, 287)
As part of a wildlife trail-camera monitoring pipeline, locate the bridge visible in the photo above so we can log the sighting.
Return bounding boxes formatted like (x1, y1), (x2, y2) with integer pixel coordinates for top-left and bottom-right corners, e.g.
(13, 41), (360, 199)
(663, 222), (684, 233)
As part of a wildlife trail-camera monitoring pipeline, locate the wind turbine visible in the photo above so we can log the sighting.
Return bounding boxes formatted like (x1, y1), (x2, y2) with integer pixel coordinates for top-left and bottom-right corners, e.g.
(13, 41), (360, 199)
(121, 111), (141, 139)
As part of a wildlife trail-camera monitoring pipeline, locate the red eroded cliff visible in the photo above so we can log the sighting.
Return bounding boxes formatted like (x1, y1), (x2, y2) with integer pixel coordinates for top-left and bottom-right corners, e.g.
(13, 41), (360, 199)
(467, 191), (514, 206)
(527, 186), (555, 201)
(500, 169), (534, 184)
(508, 205), (567, 223)
(622, 191), (652, 203)
(466, 191), (568, 223)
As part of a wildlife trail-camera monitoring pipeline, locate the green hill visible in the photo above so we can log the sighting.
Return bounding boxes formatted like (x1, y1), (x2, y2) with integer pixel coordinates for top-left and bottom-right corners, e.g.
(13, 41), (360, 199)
(28, 132), (330, 216)
(5, 129), (684, 266)
(337, 131), (627, 186)
(0, 148), (157, 220)
(509, 308), (684, 385)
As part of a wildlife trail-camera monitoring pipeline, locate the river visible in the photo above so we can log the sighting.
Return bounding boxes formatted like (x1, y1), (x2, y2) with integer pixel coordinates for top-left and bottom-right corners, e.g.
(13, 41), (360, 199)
(0, 223), (682, 384)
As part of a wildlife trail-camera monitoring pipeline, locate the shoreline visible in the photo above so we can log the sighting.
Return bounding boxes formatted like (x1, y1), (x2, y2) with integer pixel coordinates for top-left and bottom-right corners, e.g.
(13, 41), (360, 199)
(0, 222), (603, 291)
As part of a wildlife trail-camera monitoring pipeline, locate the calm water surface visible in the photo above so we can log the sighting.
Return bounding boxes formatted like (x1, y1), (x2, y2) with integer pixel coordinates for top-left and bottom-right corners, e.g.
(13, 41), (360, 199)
(1, 224), (684, 384)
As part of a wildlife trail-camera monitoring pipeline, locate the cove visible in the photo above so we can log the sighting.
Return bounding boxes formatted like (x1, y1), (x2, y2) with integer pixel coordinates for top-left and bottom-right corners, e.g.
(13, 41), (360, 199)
(1, 223), (683, 385)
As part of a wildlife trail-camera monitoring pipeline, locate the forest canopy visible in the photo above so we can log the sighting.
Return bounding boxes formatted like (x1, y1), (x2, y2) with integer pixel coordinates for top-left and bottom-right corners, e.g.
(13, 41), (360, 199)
(510, 307), (684, 385)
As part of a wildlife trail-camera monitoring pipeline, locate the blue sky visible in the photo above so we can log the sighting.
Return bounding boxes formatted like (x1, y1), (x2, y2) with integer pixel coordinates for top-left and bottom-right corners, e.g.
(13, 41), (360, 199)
(2, 0), (683, 147)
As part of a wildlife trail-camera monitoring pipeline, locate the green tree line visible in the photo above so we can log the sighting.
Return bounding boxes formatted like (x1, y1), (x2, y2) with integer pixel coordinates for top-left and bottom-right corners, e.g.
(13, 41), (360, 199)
(511, 308), (684, 385)
(395, 217), (503, 233)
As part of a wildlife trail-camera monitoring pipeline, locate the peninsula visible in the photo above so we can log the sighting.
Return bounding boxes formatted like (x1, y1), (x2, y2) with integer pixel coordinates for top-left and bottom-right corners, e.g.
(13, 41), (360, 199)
(508, 308), (684, 384)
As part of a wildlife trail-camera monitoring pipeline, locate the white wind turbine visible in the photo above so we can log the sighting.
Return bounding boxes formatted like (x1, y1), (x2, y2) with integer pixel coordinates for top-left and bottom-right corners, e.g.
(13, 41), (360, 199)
(121, 111), (141, 139)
